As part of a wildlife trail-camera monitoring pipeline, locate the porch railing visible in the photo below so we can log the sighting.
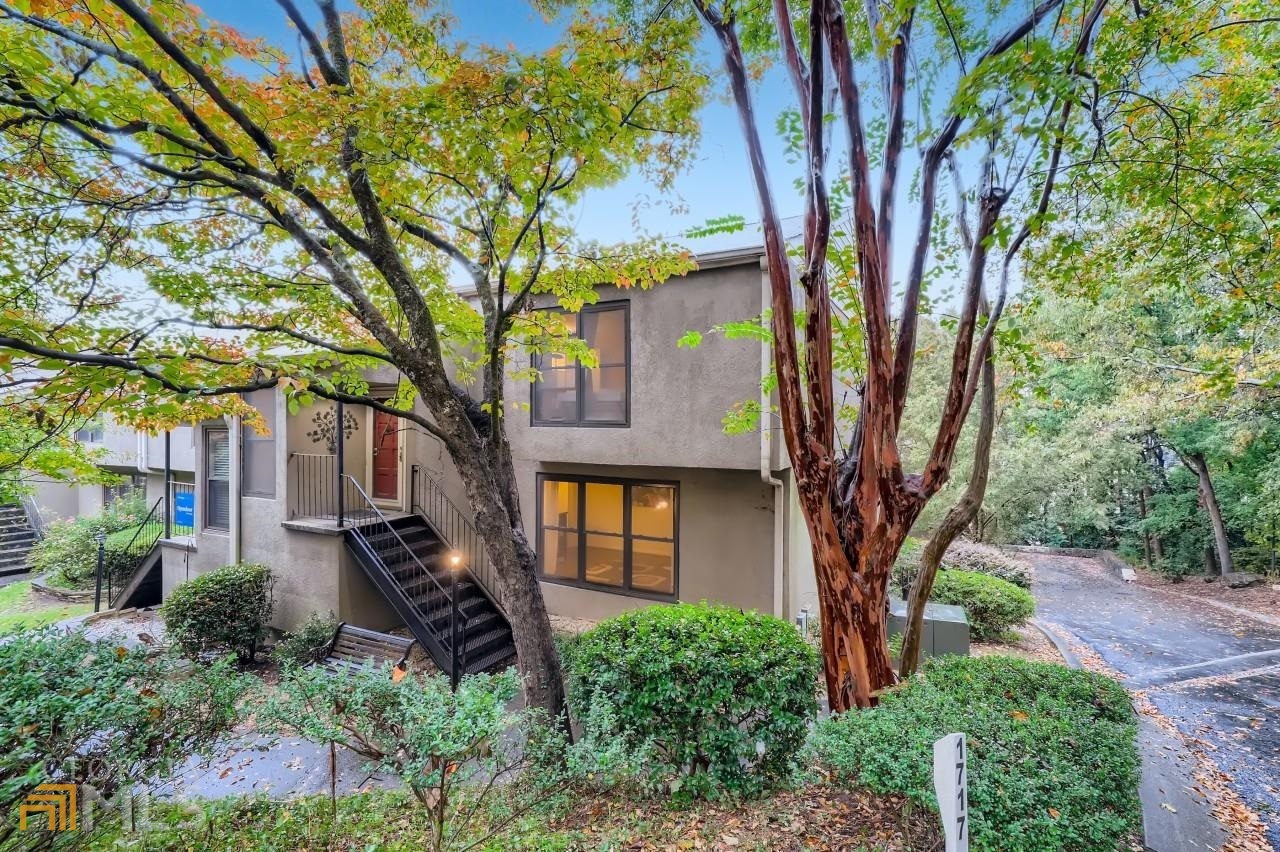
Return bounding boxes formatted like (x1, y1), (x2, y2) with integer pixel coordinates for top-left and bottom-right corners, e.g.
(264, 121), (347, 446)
(167, 481), (195, 537)
(288, 452), (341, 520)
(410, 464), (504, 612)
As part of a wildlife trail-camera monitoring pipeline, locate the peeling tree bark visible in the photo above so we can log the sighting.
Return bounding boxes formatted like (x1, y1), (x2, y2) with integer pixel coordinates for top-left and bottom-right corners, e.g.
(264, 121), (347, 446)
(690, 0), (1105, 711)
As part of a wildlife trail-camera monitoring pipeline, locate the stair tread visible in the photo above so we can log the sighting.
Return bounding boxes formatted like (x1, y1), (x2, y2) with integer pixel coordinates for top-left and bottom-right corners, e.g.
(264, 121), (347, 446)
(466, 646), (517, 675)
(344, 514), (515, 680)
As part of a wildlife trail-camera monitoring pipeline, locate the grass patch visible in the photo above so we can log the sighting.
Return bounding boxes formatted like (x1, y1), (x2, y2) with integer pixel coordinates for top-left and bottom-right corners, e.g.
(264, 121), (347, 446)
(0, 580), (91, 634)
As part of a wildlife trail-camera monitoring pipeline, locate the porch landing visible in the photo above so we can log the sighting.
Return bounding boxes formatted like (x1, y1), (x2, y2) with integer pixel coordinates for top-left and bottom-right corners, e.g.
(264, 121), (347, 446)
(282, 511), (413, 536)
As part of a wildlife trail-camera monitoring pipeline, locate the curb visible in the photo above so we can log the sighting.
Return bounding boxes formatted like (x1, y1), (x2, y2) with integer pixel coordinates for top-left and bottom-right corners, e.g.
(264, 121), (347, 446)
(1027, 618), (1080, 668)
(1031, 621), (1225, 852)
(30, 573), (95, 602)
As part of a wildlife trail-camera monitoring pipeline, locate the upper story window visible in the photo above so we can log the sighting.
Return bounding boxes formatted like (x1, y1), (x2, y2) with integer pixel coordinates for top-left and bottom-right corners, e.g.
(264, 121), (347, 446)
(74, 423), (104, 443)
(531, 302), (629, 427)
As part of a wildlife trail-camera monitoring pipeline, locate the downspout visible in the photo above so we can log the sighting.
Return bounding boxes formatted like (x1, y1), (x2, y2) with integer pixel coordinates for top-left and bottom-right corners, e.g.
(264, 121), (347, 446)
(758, 256), (787, 619)
(228, 415), (242, 565)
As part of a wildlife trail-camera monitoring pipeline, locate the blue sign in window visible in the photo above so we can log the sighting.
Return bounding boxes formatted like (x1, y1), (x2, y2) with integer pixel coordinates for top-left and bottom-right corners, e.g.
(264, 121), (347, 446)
(173, 491), (195, 531)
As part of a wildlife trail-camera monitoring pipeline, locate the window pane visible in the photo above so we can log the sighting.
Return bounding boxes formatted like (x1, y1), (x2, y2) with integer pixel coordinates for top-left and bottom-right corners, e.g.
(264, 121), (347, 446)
(583, 306), (626, 365)
(534, 367), (578, 423)
(207, 430), (230, 529)
(631, 485), (675, 539)
(584, 534), (624, 587)
(583, 482), (623, 534)
(631, 539), (674, 594)
(582, 366), (627, 422)
(541, 479), (578, 528)
(541, 529), (579, 580)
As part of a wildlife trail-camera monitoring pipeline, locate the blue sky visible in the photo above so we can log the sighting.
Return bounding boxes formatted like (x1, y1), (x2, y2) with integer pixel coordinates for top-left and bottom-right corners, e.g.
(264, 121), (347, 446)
(198, 0), (808, 248)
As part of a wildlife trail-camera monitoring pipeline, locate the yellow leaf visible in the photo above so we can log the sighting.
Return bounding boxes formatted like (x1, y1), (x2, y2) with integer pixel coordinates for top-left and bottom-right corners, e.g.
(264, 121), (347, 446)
(1048, 807), (1060, 819)
(1010, 710), (1029, 721)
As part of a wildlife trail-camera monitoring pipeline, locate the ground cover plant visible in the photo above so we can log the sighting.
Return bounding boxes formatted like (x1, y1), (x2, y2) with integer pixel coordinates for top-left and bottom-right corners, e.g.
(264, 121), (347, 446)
(812, 655), (1141, 851)
(0, 628), (249, 851)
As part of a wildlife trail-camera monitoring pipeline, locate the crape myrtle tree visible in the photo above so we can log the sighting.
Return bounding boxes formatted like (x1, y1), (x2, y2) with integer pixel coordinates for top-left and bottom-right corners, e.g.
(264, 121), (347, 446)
(0, 0), (702, 718)
(580, 0), (1168, 709)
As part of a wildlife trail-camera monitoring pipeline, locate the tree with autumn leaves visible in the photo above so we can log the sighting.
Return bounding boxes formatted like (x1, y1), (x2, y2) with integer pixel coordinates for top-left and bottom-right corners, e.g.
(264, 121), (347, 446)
(0, 0), (701, 718)
(574, 0), (1280, 706)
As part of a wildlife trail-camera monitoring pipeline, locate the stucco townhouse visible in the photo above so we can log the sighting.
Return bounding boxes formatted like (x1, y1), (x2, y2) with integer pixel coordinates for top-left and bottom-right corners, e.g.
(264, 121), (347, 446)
(32, 243), (832, 675)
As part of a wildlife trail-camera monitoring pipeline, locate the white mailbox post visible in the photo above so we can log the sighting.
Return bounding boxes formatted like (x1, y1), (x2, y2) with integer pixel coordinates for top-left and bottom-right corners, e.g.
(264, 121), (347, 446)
(933, 732), (969, 852)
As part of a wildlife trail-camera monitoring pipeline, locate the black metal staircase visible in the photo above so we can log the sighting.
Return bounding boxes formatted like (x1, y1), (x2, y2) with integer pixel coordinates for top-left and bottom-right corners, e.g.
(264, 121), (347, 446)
(103, 497), (165, 610)
(340, 475), (516, 683)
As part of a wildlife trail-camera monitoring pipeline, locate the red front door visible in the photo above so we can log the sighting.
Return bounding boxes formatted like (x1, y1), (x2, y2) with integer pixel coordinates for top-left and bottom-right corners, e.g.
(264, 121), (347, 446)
(372, 410), (399, 502)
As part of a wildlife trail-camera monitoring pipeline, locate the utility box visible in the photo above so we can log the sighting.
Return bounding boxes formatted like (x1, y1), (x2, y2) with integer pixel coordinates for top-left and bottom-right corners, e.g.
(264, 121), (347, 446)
(888, 598), (971, 659)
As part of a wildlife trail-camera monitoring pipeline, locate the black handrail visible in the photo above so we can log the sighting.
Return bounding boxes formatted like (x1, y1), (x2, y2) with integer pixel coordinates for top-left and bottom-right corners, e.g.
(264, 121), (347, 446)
(107, 497), (165, 608)
(341, 474), (464, 676)
(409, 464), (505, 613)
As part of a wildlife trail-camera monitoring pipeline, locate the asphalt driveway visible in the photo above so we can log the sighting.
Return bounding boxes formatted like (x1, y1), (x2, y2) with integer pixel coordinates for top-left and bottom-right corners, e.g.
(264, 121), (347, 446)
(1030, 553), (1280, 850)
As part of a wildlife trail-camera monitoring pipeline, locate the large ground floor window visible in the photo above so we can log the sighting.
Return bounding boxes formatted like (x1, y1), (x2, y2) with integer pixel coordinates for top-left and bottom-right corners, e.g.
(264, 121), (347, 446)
(536, 474), (677, 597)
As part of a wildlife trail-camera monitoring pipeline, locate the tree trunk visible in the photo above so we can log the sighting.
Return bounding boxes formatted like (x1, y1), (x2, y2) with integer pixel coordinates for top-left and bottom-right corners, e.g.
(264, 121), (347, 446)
(1137, 486), (1153, 569)
(448, 433), (566, 720)
(1187, 452), (1234, 575)
(808, 503), (899, 709)
(900, 349), (996, 677)
(1146, 483), (1167, 562)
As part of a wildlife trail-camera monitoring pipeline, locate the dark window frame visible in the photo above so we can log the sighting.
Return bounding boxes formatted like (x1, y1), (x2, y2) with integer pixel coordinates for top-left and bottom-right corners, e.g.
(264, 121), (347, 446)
(535, 472), (679, 601)
(530, 301), (631, 428)
(205, 427), (231, 531)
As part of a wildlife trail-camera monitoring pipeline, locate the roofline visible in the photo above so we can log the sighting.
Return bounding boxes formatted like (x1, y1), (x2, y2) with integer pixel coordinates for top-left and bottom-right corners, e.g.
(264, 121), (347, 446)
(451, 243), (767, 298)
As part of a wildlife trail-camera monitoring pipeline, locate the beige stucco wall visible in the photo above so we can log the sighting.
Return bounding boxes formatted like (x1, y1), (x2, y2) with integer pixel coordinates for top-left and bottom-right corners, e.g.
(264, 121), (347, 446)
(503, 259), (769, 472)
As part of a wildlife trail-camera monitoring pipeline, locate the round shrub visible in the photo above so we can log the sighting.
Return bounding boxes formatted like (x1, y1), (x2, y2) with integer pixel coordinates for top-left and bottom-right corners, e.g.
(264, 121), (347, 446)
(562, 602), (819, 800)
(930, 570), (1035, 640)
(162, 563), (275, 662)
(811, 655), (1140, 851)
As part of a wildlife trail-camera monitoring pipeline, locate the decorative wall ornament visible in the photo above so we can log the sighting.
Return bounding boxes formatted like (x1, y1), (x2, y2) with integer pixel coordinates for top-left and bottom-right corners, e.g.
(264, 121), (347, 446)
(306, 407), (359, 454)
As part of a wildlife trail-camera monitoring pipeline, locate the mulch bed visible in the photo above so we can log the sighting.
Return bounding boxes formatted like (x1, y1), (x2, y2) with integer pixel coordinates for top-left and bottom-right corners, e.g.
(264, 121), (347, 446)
(549, 784), (940, 851)
(971, 621), (1064, 665)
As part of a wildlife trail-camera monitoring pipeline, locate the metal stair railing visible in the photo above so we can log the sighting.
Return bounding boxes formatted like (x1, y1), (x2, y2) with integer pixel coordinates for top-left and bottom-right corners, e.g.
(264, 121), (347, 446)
(105, 497), (165, 608)
(341, 474), (469, 685)
(409, 464), (504, 613)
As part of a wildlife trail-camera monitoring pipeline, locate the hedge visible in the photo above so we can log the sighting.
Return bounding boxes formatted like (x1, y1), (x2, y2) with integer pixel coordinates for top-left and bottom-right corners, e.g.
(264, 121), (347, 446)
(930, 570), (1036, 640)
(811, 655), (1140, 851)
